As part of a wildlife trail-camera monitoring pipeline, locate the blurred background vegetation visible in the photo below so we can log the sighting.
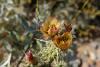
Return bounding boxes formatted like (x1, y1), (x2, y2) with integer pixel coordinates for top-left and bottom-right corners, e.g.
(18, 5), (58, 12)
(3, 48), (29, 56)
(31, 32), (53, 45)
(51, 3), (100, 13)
(0, 0), (100, 67)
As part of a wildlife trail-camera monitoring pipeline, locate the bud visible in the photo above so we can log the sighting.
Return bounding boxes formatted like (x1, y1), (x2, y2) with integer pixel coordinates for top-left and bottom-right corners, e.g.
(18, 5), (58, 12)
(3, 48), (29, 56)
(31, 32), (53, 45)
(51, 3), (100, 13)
(25, 50), (38, 65)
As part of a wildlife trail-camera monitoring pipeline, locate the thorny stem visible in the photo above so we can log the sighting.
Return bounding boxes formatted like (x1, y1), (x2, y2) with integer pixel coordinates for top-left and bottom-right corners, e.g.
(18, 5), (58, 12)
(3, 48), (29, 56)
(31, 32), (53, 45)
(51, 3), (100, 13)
(56, 49), (59, 63)
(16, 44), (30, 67)
(16, 0), (39, 66)
(16, 35), (35, 67)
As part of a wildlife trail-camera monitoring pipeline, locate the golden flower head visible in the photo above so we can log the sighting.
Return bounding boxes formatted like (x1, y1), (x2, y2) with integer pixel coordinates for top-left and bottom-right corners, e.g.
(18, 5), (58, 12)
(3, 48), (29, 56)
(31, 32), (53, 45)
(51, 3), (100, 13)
(52, 23), (72, 51)
(40, 16), (60, 39)
(53, 32), (72, 51)
(40, 16), (72, 51)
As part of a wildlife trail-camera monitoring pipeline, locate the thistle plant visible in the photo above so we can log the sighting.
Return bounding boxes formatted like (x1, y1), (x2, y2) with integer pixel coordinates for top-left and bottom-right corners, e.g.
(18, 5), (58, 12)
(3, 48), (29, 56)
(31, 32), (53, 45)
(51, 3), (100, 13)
(37, 40), (68, 67)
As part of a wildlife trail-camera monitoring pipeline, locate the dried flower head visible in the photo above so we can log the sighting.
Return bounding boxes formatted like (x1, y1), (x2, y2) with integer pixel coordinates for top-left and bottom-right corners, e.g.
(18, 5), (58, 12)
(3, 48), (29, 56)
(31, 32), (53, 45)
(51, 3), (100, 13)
(40, 16), (60, 39)
(40, 16), (72, 51)
(53, 32), (72, 51)
(52, 24), (72, 51)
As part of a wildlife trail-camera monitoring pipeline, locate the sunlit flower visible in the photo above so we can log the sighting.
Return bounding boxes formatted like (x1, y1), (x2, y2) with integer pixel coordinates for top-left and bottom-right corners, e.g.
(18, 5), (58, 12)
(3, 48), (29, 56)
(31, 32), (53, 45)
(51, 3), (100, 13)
(52, 24), (72, 51)
(40, 16), (60, 39)
(52, 32), (72, 51)
(40, 16), (72, 51)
